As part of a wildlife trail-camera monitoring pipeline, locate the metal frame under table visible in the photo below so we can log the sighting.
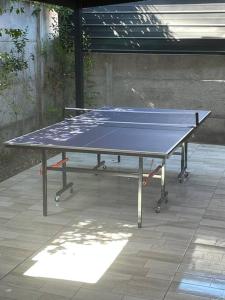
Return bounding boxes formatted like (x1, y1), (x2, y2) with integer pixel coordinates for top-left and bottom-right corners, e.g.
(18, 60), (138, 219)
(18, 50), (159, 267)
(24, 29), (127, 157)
(41, 140), (188, 228)
(5, 107), (211, 228)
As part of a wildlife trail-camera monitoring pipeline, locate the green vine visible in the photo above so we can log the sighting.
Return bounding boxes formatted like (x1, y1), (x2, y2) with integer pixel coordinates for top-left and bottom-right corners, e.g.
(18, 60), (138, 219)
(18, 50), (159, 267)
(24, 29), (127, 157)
(0, 0), (28, 91)
(41, 5), (95, 122)
(0, 1), (96, 123)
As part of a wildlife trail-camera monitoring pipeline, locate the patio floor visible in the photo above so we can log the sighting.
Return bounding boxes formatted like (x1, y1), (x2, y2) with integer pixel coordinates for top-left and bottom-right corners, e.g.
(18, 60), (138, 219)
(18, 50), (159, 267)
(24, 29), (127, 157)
(0, 143), (225, 300)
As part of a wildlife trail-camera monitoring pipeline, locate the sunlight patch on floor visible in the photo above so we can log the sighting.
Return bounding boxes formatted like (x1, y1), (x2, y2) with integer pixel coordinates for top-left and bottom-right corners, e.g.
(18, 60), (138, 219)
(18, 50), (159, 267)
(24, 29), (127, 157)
(24, 222), (132, 283)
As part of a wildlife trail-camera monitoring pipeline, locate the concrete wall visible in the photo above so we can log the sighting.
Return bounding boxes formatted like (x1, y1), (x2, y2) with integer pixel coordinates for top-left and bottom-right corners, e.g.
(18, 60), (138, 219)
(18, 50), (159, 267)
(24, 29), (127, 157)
(88, 53), (225, 144)
(0, 1), (48, 125)
(0, 1), (73, 150)
(1, 1), (225, 147)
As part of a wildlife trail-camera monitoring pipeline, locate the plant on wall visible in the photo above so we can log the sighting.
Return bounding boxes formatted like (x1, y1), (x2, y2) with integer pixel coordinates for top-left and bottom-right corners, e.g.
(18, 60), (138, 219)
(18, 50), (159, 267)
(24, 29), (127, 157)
(0, 0), (95, 124)
(0, 1), (29, 92)
(0, 0), (39, 130)
(42, 4), (95, 123)
(40, 5), (75, 121)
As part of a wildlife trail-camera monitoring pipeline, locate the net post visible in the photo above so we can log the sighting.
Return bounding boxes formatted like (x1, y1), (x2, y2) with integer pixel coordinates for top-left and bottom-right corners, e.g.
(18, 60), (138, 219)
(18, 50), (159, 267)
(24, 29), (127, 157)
(195, 112), (199, 126)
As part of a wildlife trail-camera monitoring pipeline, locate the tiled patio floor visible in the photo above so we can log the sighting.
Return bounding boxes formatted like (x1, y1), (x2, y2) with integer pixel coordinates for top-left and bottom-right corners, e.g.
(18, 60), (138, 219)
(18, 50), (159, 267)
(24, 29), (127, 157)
(0, 143), (225, 299)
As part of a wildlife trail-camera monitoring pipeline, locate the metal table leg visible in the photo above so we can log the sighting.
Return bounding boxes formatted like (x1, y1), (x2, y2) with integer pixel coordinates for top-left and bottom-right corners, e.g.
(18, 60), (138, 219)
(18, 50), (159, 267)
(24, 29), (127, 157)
(62, 152), (67, 188)
(138, 157), (143, 228)
(155, 159), (168, 213)
(97, 153), (101, 166)
(178, 142), (189, 183)
(185, 142), (188, 170)
(42, 150), (47, 216)
(55, 152), (74, 202)
(181, 142), (185, 173)
(95, 153), (105, 170)
(161, 159), (168, 202)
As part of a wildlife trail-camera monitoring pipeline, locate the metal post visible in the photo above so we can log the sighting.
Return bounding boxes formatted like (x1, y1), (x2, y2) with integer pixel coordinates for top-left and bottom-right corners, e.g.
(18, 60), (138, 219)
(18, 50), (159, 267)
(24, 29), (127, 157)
(181, 142), (185, 174)
(97, 153), (101, 166)
(161, 159), (166, 201)
(138, 157), (143, 228)
(178, 142), (188, 182)
(155, 159), (167, 213)
(184, 142), (188, 170)
(42, 150), (47, 216)
(62, 152), (67, 188)
(74, 0), (84, 109)
(36, 10), (44, 127)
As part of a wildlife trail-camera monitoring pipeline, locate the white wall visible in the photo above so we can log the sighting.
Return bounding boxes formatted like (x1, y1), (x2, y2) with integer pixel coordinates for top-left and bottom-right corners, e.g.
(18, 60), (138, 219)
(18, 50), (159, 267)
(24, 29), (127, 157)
(0, 0), (53, 129)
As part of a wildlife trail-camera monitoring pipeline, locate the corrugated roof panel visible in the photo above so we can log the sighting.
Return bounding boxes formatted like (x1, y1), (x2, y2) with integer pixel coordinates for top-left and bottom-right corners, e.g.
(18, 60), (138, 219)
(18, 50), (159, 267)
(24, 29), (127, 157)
(83, 0), (225, 53)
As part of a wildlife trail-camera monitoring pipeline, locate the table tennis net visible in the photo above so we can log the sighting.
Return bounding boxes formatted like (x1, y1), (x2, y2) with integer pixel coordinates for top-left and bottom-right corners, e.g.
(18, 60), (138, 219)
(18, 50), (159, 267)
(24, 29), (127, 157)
(67, 109), (199, 130)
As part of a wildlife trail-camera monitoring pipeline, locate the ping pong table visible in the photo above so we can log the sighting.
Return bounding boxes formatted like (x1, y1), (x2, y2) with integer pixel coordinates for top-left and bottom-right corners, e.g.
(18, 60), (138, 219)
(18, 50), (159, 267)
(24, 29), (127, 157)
(4, 107), (211, 228)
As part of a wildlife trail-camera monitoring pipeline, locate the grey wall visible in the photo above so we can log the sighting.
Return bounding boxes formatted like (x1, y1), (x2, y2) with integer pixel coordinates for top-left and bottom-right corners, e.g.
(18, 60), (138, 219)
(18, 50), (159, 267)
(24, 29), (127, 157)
(1, 1), (225, 147)
(0, 1), (50, 126)
(0, 2), (71, 151)
(87, 53), (225, 145)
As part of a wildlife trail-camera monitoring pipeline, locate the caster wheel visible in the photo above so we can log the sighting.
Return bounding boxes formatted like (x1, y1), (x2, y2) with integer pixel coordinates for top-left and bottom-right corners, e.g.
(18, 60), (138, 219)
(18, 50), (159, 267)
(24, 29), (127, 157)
(178, 178), (183, 183)
(55, 195), (60, 202)
(143, 180), (147, 186)
(165, 193), (168, 203)
(164, 191), (168, 203)
(70, 187), (74, 194)
(103, 165), (107, 170)
(155, 206), (161, 213)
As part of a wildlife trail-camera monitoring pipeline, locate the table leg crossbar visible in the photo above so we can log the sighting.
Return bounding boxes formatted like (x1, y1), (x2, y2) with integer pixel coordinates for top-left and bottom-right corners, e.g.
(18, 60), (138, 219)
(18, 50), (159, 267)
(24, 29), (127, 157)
(95, 154), (106, 170)
(56, 152), (74, 202)
(41, 151), (182, 227)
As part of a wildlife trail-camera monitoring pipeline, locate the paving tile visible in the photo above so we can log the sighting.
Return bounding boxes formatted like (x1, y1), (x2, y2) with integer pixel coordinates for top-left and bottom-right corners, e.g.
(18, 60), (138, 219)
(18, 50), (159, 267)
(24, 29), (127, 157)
(165, 291), (211, 300)
(123, 296), (150, 300)
(138, 250), (183, 263)
(173, 273), (213, 287)
(211, 278), (225, 290)
(179, 281), (225, 298)
(0, 282), (42, 300)
(72, 288), (123, 300)
(145, 259), (180, 274)
(38, 294), (71, 300)
(0, 144), (225, 299)
(0, 273), (45, 290)
(112, 282), (166, 300)
(39, 280), (81, 298)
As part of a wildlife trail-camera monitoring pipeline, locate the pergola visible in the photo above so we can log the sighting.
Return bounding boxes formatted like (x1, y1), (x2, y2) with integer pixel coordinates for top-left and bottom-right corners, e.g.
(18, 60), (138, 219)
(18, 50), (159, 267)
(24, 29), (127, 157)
(27, 0), (225, 110)
(28, 0), (139, 109)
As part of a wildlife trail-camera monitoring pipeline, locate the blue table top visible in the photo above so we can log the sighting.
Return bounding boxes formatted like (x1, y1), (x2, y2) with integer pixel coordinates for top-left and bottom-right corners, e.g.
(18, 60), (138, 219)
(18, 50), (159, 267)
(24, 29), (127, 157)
(4, 107), (211, 157)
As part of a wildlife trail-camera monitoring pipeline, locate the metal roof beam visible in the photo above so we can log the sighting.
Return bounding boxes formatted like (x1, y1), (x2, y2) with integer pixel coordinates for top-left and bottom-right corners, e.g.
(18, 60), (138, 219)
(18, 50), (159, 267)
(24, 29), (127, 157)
(74, 1), (84, 109)
(26, 0), (138, 9)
